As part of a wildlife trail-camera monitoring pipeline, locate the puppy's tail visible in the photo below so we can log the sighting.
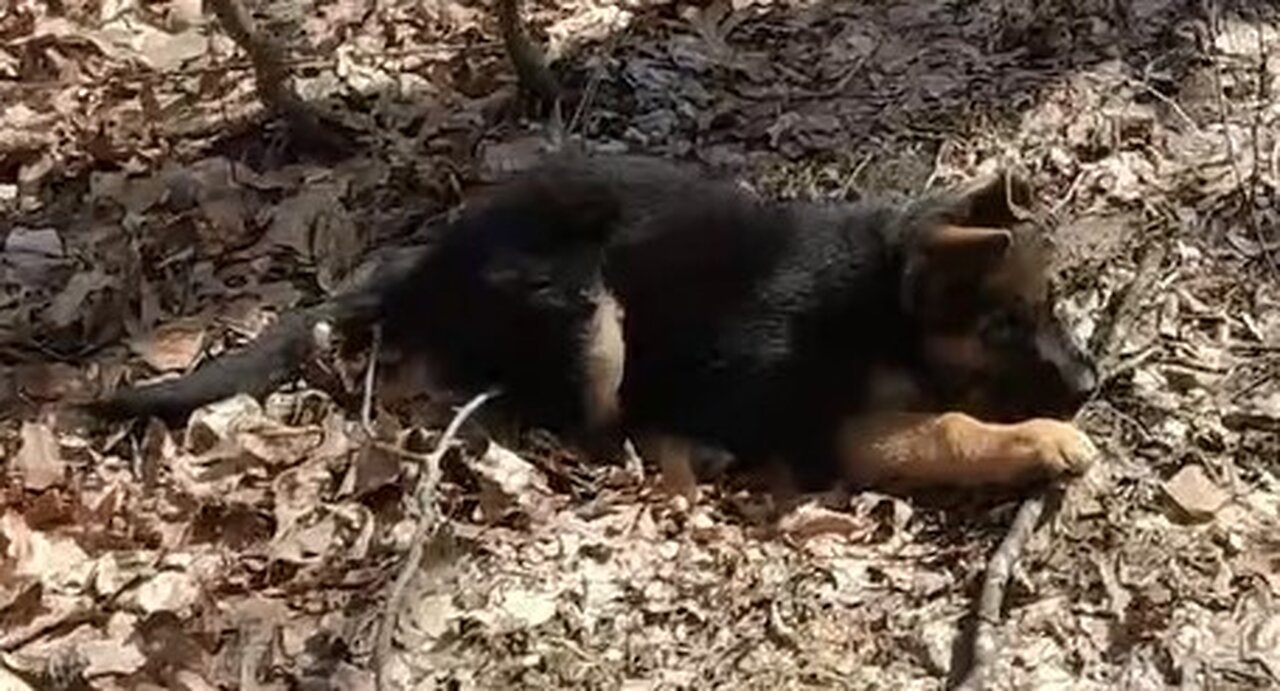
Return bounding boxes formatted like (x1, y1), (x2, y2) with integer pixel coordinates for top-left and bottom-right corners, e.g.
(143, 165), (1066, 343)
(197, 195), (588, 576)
(86, 244), (429, 424)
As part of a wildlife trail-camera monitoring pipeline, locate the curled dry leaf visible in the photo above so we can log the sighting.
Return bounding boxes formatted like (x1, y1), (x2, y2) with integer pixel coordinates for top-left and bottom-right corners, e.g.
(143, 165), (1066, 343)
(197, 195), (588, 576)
(14, 421), (66, 492)
(472, 442), (554, 524)
(778, 501), (874, 541)
(184, 394), (264, 453)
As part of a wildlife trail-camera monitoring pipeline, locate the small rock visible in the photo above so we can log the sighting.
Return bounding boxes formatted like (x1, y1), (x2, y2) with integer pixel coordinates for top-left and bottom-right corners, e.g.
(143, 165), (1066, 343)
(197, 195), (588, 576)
(1162, 465), (1230, 522)
(4, 226), (63, 257)
(3, 226), (65, 286)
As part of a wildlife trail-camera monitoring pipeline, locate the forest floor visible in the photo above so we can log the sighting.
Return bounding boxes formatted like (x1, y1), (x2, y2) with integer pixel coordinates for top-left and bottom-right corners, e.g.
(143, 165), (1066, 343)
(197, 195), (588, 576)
(2, 0), (1280, 688)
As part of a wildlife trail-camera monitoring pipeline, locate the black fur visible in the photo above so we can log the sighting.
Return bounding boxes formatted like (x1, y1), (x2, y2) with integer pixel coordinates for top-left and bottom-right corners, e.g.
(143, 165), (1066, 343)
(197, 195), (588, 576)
(92, 154), (1097, 489)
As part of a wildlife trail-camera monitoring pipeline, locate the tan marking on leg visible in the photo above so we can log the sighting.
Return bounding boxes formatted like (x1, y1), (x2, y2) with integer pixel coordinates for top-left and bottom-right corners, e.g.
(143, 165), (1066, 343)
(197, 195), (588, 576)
(581, 286), (625, 434)
(838, 412), (1097, 489)
(634, 432), (701, 504)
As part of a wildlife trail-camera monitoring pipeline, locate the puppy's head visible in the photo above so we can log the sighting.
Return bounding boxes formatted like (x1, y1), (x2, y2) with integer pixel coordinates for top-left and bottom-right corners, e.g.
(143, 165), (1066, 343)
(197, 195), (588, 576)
(899, 170), (1097, 420)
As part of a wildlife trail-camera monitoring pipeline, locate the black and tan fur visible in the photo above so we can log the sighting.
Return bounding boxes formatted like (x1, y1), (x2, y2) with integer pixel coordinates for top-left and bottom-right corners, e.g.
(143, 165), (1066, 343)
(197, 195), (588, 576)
(90, 154), (1099, 498)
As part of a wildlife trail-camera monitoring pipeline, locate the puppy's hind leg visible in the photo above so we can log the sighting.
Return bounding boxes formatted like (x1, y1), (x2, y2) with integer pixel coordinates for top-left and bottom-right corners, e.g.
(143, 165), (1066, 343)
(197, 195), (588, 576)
(632, 432), (701, 506)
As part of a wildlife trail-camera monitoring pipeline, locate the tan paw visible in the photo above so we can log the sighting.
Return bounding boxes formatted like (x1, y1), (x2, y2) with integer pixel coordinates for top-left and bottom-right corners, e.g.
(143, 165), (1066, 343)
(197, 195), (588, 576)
(662, 474), (701, 507)
(1012, 419), (1099, 478)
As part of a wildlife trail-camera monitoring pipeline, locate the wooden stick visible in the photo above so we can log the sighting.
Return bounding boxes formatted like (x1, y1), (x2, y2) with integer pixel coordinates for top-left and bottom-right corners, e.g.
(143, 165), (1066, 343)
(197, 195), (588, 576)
(496, 0), (560, 105)
(207, 0), (354, 157)
(954, 488), (1059, 690)
(373, 389), (499, 690)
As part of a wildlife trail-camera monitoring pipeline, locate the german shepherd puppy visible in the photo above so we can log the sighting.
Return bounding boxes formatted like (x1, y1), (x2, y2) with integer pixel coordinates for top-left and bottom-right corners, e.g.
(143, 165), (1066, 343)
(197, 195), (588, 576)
(91, 154), (1099, 497)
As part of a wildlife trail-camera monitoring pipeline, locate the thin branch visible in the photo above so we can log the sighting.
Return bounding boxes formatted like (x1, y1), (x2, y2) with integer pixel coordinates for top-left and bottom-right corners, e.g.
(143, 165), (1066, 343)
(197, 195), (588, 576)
(374, 389), (500, 691)
(496, 0), (560, 104)
(207, 0), (354, 157)
(1091, 238), (1168, 374)
(361, 325), (382, 437)
(954, 488), (1059, 691)
(1205, 3), (1278, 280)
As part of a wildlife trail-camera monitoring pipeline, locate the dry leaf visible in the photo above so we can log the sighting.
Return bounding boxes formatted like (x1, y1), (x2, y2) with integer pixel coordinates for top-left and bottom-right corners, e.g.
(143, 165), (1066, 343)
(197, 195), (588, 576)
(0, 666), (35, 691)
(185, 394), (264, 453)
(80, 612), (147, 677)
(45, 270), (113, 329)
(270, 511), (341, 565)
(1, 512), (92, 592)
(498, 588), (558, 630)
(133, 571), (201, 615)
(407, 593), (458, 640)
(472, 442), (553, 524)
(346, 443), (402, 498)
(238, 423), (325, 467)
(14, 421), (66, 491)
(779, 501), (873, 541)
(130, 320), (207, 372)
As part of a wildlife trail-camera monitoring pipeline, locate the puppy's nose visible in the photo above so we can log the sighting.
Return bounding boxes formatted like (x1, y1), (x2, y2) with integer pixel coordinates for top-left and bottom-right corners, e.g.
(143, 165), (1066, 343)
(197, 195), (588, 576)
(1070, 360), (1099, 403)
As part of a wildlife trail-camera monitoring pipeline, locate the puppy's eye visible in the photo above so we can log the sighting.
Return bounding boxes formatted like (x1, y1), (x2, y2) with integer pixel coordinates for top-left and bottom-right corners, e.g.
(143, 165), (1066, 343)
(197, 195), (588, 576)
(981, 313), (1022, 345)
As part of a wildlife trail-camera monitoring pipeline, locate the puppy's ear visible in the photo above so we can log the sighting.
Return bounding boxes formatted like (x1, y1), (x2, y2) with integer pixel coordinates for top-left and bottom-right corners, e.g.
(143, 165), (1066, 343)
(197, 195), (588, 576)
(904, 224), (1014, 321)
(917, 224), (1013, 275)
(941, 169), (1032, 229)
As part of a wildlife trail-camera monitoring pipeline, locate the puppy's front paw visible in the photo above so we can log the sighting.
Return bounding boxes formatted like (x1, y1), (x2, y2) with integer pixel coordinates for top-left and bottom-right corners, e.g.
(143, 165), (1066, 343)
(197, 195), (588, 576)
(1012, 419), (1099, 478)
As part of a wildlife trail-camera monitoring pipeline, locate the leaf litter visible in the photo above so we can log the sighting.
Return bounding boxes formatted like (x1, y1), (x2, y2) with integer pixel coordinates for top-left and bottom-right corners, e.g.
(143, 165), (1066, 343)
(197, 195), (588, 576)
(2, 0), (1280, 688)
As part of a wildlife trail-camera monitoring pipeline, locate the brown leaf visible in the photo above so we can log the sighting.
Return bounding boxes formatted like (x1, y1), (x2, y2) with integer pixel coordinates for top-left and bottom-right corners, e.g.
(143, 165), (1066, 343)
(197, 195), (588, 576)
(44, 270), (113, 329)
(238, 423), (325, 467)
(130, 319), (207, 372)
(346, 443), (402, 499)
(0, 581), (42, 629)
(1, 512), (91, 589)
(13, 363), (91, 403)
(14, 421), (66, 491)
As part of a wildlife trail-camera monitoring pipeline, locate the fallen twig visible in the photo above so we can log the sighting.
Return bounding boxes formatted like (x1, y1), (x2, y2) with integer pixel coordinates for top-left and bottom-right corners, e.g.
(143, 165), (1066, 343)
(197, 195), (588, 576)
(361, 326), (382, 437)
(954, 487), (1061, 691)
(207, 0), (354, 157)
(496, 0), (560, 106)
(957, 179), (1167, 689)
(374, 389), (500, 690)
(1205, 5), (1278, 280)
(1092, 239), (1168, 377)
